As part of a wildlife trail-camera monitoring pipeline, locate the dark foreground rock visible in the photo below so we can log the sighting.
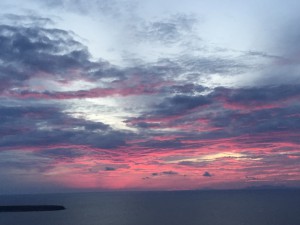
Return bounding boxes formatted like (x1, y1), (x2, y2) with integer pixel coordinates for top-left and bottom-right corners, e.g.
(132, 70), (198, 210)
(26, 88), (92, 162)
(0, 205), (65, 212)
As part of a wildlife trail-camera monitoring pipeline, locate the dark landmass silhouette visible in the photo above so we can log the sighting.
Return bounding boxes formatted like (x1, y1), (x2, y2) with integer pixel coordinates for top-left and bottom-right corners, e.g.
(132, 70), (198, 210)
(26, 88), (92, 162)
(0, 205), (65, 212)
(244, 185), (289, 190)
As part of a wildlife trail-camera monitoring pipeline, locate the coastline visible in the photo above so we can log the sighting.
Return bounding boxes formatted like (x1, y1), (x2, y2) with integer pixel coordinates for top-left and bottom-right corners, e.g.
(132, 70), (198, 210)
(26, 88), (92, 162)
(0, 205), (65, 212)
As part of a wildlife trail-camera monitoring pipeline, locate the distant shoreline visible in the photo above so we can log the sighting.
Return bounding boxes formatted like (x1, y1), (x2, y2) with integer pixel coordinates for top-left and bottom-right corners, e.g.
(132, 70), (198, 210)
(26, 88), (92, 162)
(0, 205), (65, 212)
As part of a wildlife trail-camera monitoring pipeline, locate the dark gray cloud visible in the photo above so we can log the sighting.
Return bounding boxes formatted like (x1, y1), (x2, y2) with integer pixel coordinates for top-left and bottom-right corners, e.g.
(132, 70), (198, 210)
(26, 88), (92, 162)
(0, 155), (54, 173)
(139, 139), (184, 150)
(207, 105), (300, 140)
(124, 82), (300, 152)
(131, 122), (161, 129)
(162, 171), (179, 175)
(89, 163), (130, 173)
(0, 105), (129, 149)
(245, 176), (258, 181)
(149, 171), (179, 177)
(203, 171), (212, 177)
(154, 95), (212, 116)
(105, 166), (116, 171)
(0, 105), (108, 133)
(214, 84), (300, 107)
(35, 148), (85, 161)
(165, 84), (208, 95)
(244, 185), (288, 190)
(0, 23), (93, 93)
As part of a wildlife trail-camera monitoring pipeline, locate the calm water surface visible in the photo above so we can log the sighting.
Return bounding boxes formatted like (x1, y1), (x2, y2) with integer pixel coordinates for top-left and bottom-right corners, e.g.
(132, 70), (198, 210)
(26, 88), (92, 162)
(0, 190), (300, 225)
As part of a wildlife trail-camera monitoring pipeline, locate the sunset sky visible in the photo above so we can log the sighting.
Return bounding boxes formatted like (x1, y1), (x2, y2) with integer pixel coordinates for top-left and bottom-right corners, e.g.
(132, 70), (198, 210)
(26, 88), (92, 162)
(1, 0), (300, 194)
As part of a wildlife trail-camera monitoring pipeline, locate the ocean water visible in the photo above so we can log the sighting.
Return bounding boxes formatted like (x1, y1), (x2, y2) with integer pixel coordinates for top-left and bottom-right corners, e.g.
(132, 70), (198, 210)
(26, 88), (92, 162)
(0, 189), (300, 225)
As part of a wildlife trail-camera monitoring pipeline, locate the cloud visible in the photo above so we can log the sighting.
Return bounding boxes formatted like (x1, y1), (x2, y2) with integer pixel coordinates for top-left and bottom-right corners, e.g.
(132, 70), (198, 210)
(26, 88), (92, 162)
(245, 176), (258, 181)
(0, 150), (54, 174)
(178, 161), (208, 168)
(245, 16), (300, 86)
(134, 13), (198, 45)
(139, 139), (184, 150)
(203, 171), (212, 177)
(153, 95), (212, 116)
(89, 163), (130, 173)
(0, 14), (260, 101)
(162, 171), (179, 175)
(1, 14), (55, 27)
(38, 0), (135, 19)
(105, 166), (116, 171)
(0, 8), (300, 193)
(9, 84), (161, 99)
(35, 148), (85, 161)
(164, 84), (208, 95)
(149, 171), (179, 177)
(0, 105), (129, 149)
(127, 82), (300, 145)
(0, 23), (93, 94)
(215, 84), (300, 109)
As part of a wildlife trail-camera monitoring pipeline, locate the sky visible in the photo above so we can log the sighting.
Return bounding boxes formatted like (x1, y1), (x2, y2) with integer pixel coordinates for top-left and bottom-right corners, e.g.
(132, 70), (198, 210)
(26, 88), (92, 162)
(0, 0), (300, 194)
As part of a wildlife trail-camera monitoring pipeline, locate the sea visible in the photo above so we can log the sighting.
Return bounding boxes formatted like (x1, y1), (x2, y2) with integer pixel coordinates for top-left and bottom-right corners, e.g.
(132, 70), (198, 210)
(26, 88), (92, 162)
(0, 189), (299, 225)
